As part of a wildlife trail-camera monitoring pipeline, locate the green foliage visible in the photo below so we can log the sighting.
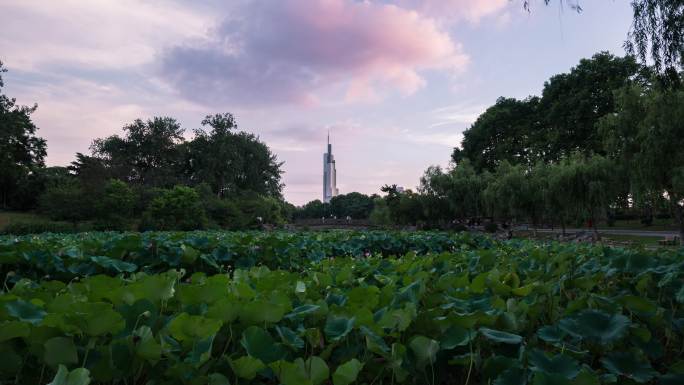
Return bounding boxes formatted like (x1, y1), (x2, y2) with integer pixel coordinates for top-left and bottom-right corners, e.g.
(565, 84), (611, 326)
(141, 185), (208, 230)
(0, 62), (47, 210)
(455, 96), (540, 171)
(1, 234), (682, 384)
(369, 198), (392, 227)
(601, 83), (684, 242)
(47, 365), (91, 385)
(295, 199), (329, 219)
(38, 179), (89, 223)
(94, 179), (135, 230)
(538, 52), (640, 159)
(1, 219), (81, 235)
(91, 116), (185, 188)
(329, 192), (375, 219)
(187, 113), (283, 198)
(0, 230), (479, 282)
(420, 161), (485, 221)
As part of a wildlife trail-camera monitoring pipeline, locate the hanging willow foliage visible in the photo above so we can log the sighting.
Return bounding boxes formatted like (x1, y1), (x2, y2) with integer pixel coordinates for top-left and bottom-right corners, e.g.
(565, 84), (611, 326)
(525, 0), (683, 77)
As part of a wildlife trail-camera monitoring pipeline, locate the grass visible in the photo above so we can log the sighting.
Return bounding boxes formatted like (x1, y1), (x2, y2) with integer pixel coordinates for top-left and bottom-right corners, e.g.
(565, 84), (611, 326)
(599, 218), (679, 232)
(0, 211), (44, 231)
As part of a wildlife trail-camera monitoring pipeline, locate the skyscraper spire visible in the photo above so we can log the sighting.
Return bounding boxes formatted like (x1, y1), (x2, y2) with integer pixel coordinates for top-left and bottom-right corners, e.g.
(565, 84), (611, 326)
(323, 131), (338, 203)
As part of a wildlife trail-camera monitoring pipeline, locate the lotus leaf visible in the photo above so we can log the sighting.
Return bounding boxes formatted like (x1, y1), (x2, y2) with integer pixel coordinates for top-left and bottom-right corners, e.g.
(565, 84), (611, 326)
(47, 365), (91, 385)
(229, 356), (265, 380)
(332, 358), (363, 385)
(44, 337), (78, 367)
(240, 326), (287, 363)
(527, 349), (580, 379)
(325, 315), (355, 341)
(601, 351), (657, 383)
(480, 327), (523, 344)
(558, 309), (630, 344)
(409, 335), (440, 368)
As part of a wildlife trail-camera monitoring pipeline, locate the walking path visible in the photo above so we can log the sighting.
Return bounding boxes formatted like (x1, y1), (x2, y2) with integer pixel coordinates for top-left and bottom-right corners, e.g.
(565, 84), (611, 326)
(527, 227), (678, 238)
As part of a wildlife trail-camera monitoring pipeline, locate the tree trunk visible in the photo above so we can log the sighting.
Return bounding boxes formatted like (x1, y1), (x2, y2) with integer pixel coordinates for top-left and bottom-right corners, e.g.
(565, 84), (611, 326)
(676, 205), (684, 246)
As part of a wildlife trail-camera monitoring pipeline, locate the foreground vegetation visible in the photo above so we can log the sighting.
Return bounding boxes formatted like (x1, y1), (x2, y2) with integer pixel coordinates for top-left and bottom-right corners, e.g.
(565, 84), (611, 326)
(0, 231), (682, 384)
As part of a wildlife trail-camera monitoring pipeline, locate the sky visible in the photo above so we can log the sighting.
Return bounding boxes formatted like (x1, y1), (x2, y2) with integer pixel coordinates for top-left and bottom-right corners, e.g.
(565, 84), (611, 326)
(0, 0), (634, 205)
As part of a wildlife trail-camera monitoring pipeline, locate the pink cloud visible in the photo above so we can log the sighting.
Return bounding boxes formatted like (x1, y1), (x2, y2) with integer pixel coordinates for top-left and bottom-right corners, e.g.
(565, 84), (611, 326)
(160, 0), (468, 106)
(394, 0), (510, 22)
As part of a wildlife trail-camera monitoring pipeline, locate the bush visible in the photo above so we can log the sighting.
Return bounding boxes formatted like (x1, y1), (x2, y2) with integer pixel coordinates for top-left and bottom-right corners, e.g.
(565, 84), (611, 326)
(206, 198), (242, 228)
(369, 199), (392, 227)
(95, 180), (135, 230)
(230, 195), (285, 229)
(38, 180), (89, 223)
(141, 186), (208, 230)
(484, 222), (498, 233)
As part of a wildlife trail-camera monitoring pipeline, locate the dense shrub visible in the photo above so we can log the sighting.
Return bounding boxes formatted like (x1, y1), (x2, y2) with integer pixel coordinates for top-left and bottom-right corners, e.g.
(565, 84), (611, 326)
(141, 186), (208, 230)
(195, 184), (242, 228)
(230, 195), (285, 229)
(369, 198), (392, 227)
(94, 179), (135, 230)
(38, 180), (89, 222)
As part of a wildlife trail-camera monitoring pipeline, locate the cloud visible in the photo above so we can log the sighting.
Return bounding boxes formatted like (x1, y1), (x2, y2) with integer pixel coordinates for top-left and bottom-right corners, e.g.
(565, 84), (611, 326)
(429, 102), (489, 127)
(392, 0), (510, 23)
(0, 0), (210, 70)
(160, 0), (469, 106)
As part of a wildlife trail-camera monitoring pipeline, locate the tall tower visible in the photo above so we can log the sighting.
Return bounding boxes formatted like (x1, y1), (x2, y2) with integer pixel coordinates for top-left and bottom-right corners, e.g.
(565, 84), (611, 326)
(323, 131), (338, 203)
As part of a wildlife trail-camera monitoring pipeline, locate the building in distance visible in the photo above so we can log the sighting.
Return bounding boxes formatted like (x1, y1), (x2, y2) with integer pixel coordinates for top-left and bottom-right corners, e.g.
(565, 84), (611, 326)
(323, 133), (338, 203)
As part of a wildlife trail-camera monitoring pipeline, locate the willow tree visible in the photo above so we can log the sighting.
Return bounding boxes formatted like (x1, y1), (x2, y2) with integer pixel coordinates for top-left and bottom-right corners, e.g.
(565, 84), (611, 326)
(600, 83), (684, 244)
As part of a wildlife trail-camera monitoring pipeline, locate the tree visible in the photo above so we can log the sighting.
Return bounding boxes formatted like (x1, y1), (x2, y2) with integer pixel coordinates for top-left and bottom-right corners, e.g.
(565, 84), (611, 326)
(329, 192), (374, 219)
(38, 178), (88, 223)
(626, 1), (684, 77)
(544, 161), (575, 235)
(557, 154), (619, 239)
(454, 97), (540, 171)
(600, 83), (684, 243)
(0, 61), (47, 209)
(482, 162), (539, 226)
(92, 117), (185, 188)
(538, 52), (641, 159)
(295, 199), (329, 219)
(69, 152), (109, 193)
(186, 113), (283, 198)
(420, 161), (488, 224)
(95, 179), (135, 230)
(369, 197), (392, 227)
(141, 185), (208, 230)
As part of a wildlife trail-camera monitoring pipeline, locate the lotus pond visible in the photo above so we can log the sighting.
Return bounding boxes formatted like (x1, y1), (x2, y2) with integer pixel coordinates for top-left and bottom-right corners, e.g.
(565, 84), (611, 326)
(0, 231), (682, 385)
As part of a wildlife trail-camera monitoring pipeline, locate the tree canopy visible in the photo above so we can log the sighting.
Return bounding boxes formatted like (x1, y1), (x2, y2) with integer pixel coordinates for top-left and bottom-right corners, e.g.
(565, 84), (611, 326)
(0, 61), (47, 209)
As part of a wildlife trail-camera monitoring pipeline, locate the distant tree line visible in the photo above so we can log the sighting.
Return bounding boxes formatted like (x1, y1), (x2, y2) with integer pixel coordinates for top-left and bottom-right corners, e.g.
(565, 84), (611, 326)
(0, 61), (293, 231)
(295, 51), (684, 245)
(294, 192), (377, 220)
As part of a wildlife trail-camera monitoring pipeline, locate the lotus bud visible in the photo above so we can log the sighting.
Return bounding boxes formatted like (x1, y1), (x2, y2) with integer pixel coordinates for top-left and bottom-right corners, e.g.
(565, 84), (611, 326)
(141, 311), (151, 318)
